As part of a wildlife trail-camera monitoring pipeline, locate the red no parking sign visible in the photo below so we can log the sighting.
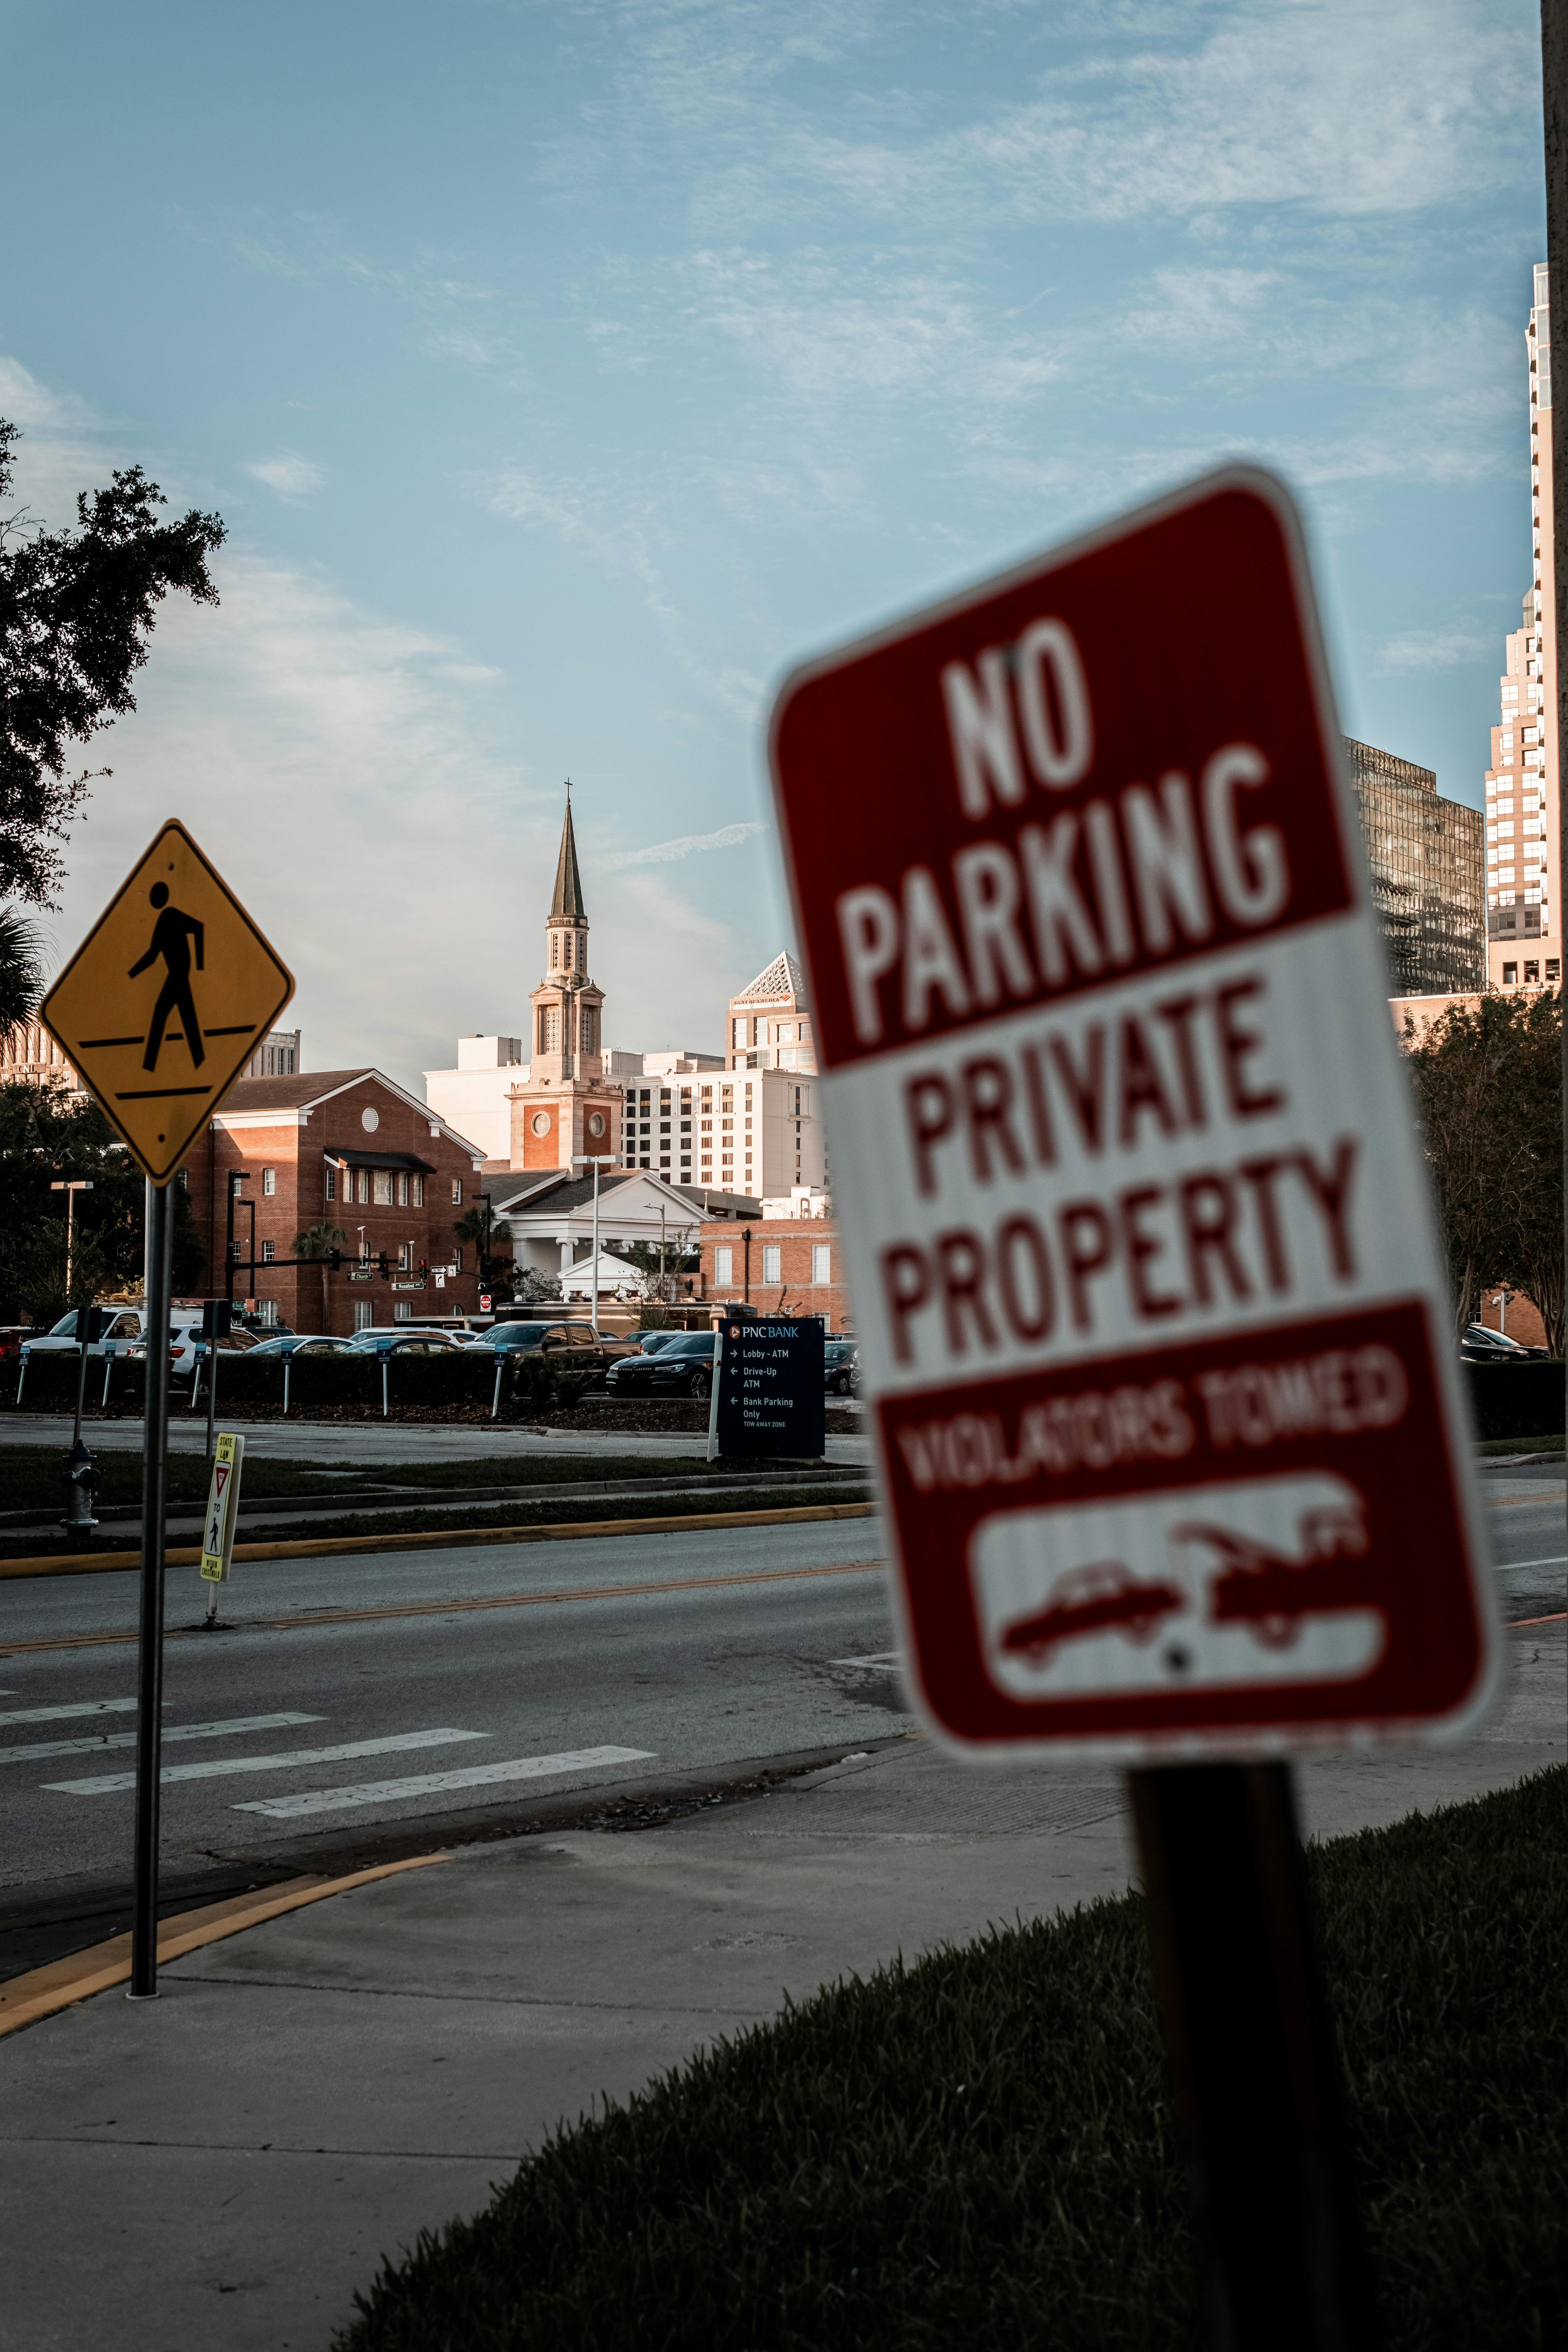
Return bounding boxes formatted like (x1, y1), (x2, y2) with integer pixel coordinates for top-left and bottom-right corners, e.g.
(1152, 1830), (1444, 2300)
(770, 467), (1496, 1762)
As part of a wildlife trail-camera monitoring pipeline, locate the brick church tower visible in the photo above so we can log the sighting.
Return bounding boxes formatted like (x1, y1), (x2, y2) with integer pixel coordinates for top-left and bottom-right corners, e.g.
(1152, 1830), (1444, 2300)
(509, 791), (622, 1171)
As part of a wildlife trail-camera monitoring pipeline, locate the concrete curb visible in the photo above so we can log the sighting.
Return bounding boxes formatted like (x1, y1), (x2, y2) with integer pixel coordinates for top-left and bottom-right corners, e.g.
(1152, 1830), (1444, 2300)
(0, 1498), (878, 1580)
(0, 1855), (448, 2039)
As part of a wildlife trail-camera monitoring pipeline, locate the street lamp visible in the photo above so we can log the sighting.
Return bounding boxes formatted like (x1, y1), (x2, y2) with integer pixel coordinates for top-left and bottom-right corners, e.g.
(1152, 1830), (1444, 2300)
(50, 1180), (93, 1295)
(571, 1153), (622, 1336)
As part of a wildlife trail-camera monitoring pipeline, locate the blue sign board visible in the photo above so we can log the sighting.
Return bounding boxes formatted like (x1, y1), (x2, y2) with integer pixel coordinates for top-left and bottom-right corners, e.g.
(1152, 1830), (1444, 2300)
(709, 1317), (826, 1459)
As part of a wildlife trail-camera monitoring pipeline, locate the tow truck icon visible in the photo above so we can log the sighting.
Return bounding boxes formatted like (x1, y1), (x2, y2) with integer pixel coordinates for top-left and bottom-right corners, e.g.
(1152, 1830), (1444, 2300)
(1174, 1502), (1369, 1649)
(996, 1495), (1373, 1664)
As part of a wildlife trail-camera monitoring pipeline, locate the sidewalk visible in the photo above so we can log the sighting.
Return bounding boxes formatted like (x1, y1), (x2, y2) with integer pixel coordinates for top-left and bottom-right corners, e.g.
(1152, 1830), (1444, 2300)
(0, 1621), (1561, 2352)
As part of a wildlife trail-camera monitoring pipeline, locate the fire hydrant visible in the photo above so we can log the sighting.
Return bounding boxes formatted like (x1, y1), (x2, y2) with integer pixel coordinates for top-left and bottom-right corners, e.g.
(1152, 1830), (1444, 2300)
(60, 1439), (100, 1544)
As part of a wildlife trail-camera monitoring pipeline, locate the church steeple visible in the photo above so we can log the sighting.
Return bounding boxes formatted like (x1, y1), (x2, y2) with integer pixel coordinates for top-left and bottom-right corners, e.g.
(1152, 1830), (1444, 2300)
(550, 786), (586, 919)
(513, 781), (618, 1173)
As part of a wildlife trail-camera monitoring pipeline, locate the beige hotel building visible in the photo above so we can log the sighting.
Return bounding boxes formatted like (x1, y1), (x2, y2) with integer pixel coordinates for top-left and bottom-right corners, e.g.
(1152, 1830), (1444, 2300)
(1486, 262), (1561, 991)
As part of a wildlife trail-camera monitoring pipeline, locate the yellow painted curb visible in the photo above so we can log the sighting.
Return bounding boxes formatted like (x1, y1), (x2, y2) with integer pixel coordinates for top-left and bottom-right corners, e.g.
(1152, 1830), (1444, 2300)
(0, 1853), (448, 2039)
(0, 1498), (877, 1580)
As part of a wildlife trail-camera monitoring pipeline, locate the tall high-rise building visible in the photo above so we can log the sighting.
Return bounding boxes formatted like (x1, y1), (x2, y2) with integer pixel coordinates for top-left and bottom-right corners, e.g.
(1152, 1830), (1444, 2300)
(1343, 737), (1484, 994)
(1486, 262), (1561, 989)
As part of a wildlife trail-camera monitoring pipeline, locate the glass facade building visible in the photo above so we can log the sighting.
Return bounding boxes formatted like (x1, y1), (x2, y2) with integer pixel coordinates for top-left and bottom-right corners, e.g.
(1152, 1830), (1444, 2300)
(1343, 736), (1485, 996)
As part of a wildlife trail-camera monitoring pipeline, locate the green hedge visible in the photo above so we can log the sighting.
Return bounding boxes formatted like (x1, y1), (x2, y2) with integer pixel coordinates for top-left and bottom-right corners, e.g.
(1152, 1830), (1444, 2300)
(9, 1347), (603, 1422)
(1462, 1358), (1566, 1440)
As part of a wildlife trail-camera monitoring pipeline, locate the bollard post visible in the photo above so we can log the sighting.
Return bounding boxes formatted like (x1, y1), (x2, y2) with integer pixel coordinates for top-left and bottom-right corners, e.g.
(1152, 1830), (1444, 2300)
(491, 1351), (504, 1419)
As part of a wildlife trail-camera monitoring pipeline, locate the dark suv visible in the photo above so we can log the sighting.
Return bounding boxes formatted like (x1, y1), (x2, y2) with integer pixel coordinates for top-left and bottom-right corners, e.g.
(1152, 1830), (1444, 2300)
(474, 1320), (619, 1374)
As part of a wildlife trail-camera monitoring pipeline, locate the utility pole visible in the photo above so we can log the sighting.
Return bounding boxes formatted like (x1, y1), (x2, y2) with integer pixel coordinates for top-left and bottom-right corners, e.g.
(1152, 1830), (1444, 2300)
(50, 1178), (93, 1294)
(1545, 0), (1568, 1725)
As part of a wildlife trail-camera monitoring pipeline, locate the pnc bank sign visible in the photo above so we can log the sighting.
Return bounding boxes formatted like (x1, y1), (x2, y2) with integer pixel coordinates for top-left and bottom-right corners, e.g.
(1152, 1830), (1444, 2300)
(770, 466), (1494, 1763)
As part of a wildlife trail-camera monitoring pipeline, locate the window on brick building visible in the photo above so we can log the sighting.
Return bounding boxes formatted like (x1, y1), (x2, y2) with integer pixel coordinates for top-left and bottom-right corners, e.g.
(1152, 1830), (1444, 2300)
(412, 1174), (425, 1206)
(715, 1245), (733, 1284)
(354, 1302), (373, 1332)
(812, 1244), (831, 1284)
(262, 1167), (275, 1195)
(325, 1165), (336, 1201)
(397, 1171), (409, 1206)
(262, 1240), (275, 1263)
(762, 1243), (782, 1284)
(452, 1178), (463, 1205)
(374, 1170), (393, 1206)
(454, 1248), (464, 1272)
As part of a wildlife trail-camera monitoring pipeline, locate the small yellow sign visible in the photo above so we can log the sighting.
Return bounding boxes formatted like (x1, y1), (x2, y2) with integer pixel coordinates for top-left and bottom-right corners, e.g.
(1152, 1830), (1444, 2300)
(200, 1431), (244, 1582)
(40, 820), (294, 1185)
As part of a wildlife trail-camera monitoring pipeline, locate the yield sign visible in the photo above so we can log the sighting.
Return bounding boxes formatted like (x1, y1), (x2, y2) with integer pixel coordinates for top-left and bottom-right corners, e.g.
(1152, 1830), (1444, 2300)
(40, 820), (294, 1185)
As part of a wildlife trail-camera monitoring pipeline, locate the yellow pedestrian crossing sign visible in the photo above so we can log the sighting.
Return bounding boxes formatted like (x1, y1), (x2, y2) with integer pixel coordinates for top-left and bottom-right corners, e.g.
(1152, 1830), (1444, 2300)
(40, 820), (295, 1185)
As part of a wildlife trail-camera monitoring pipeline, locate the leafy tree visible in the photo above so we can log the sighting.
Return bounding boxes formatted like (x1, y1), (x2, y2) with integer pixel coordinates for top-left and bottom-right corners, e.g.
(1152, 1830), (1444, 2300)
(618, 1235), (697, 1302)
(0, 1077), (203, 1322)
(1402, 991), (1563, 1351)
(0, 418), (226, 908)
(293, 1221), (348, 1260)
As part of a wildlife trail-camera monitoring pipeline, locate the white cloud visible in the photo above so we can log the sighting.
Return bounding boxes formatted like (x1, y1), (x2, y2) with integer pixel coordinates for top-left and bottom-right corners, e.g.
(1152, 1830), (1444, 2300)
(1379, 625), (1499, 671)
(245, 453), (324, 501)
(608, 821), (765, 867)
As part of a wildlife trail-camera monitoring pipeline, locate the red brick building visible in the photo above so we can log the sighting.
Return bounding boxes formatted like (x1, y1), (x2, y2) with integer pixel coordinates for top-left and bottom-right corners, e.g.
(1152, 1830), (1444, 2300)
(189, 1070), (488, 1334)
(700, 1197), (853, 1331)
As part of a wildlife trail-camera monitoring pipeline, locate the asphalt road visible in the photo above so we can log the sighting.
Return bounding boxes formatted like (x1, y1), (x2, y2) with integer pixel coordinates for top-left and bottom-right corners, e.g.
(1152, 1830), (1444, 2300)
(0, 1411), (871, 1465)
(0, 1463), (1559, 1923)
(0, 1514), (898, 1897)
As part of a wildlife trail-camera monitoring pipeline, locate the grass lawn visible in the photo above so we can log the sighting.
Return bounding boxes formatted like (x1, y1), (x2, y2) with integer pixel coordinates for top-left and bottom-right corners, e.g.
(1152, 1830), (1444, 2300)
(1475, 1434), (1565, 1457)
(336, 1767), (1568, 2352)
(0, 1446), (838, 1515)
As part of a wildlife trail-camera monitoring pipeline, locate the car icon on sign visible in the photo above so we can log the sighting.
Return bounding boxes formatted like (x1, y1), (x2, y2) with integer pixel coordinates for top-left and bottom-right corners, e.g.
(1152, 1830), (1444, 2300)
(999, 1560), (1187, 1663)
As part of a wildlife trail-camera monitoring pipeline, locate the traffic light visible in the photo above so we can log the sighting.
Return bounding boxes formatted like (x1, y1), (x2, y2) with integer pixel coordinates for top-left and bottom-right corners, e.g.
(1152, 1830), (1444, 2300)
(377, 1251), (390, 1279)
(327, 1249), (342, 1271)
(417, 1257), (428, 1280)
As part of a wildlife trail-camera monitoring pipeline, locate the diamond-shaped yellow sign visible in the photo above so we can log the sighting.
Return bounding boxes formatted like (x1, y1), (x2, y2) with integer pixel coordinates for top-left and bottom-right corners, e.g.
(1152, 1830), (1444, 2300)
(40, 820), (295, 1186)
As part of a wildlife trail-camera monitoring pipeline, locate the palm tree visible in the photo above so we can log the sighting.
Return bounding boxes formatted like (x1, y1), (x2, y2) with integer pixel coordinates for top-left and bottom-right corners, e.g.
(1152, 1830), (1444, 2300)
(0, 908), (46, 1034)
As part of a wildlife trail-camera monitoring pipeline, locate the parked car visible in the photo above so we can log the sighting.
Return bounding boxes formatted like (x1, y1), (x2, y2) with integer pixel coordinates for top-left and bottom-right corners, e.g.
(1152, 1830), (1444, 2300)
(466, 1319), (622, 1371)
(344, 1328), (474, 1356)
(171, 1326), (267, 1381)
(241, 1333), (362, 1360)
(606, 1331), (717, 1399)
(629, 1329), (685, 1357)
(0, 1325), (40, 1363)
(1460, 1323), (1550, 1363)
(823, 1338), (860, 1395)
(24, 1306), (192, 1363)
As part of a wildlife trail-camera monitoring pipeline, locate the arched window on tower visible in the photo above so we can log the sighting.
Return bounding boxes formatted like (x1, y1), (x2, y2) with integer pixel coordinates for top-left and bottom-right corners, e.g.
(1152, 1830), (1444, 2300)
(563, 932), (574, 969)
(581, 1006), (597, 1054)
(551, 934), (559, 966)
(540, 1006), (560, 1054)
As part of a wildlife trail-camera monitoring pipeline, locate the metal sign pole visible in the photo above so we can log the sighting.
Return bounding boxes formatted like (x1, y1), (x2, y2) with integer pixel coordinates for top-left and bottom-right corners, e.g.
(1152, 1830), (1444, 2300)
(1128, 1763), (1376, 2350)
(1541, 0), (1568, 1725)
(129, 1176), (174, 1999)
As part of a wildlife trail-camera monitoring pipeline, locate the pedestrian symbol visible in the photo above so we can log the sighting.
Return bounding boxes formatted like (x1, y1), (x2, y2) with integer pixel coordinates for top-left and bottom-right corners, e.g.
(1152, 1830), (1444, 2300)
(39, 820), (294, 1185)
(128, 884), (206, 1072)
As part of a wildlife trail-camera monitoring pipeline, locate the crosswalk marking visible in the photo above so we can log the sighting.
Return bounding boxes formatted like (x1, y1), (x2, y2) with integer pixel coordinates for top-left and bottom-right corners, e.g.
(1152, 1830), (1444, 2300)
(231, 1745), (657, 1819)
(0, 1697), (145, 1728)
(45, 1727), (488, 1797)
(1, 1712), (321, 1767)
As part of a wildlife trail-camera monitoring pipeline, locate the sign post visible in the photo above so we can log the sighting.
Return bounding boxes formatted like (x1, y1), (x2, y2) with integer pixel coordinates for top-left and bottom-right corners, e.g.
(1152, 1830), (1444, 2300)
(40, 819), (292, 2000)
(199, 1430), (245, 1626)
(769, 468), (1493, 2344)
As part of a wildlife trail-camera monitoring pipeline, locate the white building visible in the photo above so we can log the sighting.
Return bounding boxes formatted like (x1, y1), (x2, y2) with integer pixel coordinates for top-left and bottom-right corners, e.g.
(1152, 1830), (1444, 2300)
(622, 1064), (824, 1196)
(492, 1166), (704, 1286)
(423, 1035), (527, 1163)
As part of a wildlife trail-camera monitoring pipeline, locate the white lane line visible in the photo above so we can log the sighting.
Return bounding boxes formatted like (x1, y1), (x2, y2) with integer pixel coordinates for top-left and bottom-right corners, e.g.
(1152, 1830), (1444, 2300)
(0, 1698), (144, 1727)
(1497, 1554), (1568, 1573)
(0, 1712), (322, 1766)
(45, 1727), (488, 1796)
(830, 1652), (899, 1670)
(231, 1744), (656, 1819)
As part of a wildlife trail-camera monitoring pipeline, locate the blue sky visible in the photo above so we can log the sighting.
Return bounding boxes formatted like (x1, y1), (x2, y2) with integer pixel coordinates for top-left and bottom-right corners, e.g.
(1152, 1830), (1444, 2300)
(2, 0), (1546, 1088)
